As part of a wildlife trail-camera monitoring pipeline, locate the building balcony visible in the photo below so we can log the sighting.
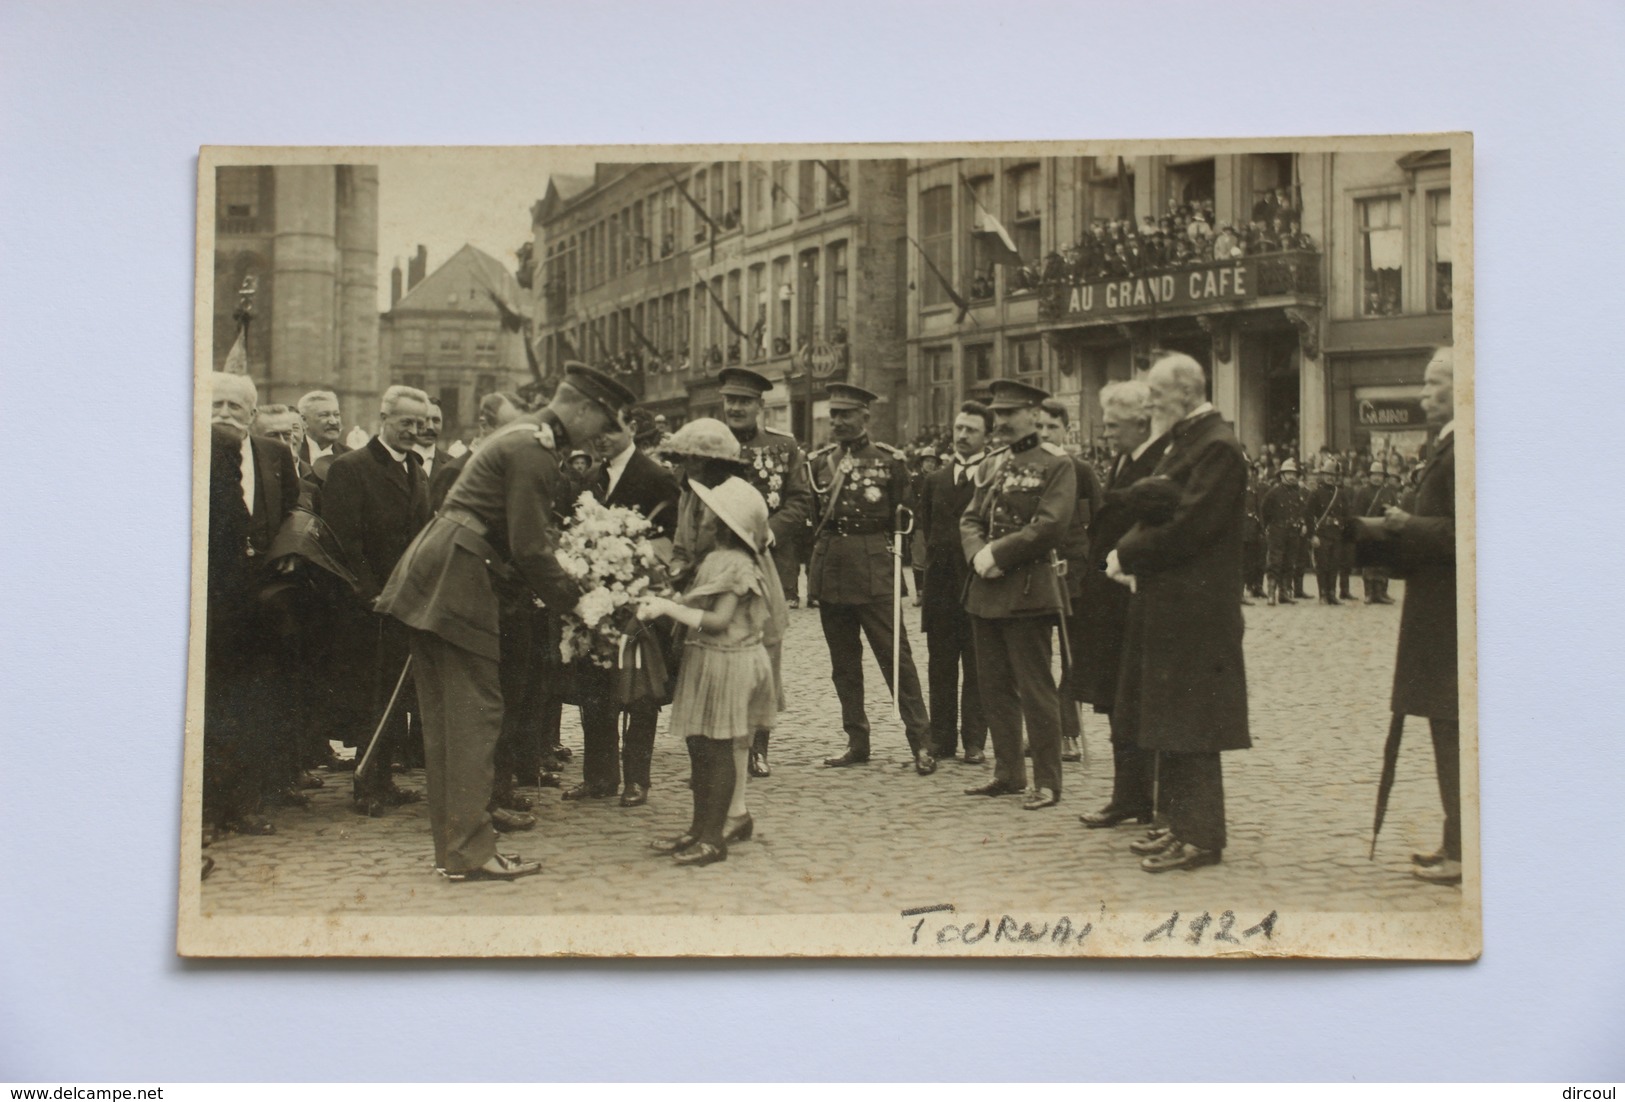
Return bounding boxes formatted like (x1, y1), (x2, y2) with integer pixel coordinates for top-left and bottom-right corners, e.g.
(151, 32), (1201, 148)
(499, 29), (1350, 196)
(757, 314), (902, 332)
(1037, 249), (1322, 328)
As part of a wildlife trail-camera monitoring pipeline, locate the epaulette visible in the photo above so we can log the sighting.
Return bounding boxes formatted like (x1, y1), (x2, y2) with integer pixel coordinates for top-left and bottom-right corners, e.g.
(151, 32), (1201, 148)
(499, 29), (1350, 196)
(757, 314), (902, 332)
(1040, 442), (1067, 456)
(762, 426), (798, 441)
(808, 442), (838, 459)
(873, 441), (905, 458)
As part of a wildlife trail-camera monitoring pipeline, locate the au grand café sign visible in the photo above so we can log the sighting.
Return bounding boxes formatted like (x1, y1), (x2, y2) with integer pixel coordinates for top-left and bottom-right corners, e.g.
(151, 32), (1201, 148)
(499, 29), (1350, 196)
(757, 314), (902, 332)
(1038, 251), (1321, 325)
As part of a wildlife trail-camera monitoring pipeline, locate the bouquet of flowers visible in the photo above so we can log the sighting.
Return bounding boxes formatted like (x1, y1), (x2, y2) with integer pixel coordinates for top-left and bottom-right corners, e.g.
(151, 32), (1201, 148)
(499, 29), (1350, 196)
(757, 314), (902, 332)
(552, 491), (670, 668)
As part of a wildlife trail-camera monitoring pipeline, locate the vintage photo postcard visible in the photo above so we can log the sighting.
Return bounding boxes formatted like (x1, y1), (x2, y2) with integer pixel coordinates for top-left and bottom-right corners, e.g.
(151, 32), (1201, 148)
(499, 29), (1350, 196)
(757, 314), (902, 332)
(180, 135), (1476, 958)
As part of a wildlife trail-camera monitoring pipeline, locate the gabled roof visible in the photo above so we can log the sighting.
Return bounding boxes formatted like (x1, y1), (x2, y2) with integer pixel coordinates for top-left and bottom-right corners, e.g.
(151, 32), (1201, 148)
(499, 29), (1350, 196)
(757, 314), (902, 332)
(531, 172), (597, 225)
(389, 244), (522, 317)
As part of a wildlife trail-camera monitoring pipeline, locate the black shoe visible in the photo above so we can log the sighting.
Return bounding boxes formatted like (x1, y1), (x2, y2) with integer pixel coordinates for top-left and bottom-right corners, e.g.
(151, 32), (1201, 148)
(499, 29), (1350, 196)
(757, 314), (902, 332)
(914, 751), (937, 776)
(494, 790), (535, 812)
(534, 771), (563, 788)
(748, 748), (771, 778)
(490, 807), (537, 832)
(673, 841), (727, 867)
(1079, 806), (1152, 829)
(650, 832), (698, 855)
(562, 782), (617, 800)
(1140, 841), (1222, 873)
(443, 852), (541, 882)
(964, 779), (1023, 797)
(824, 748), (870, 768)
(1129, 828), (1177, 855)
(380, 785), (423, 806)
(723, 813), (755, 843)
(619, 783), (648, 808)
(548, 745), (574, 761)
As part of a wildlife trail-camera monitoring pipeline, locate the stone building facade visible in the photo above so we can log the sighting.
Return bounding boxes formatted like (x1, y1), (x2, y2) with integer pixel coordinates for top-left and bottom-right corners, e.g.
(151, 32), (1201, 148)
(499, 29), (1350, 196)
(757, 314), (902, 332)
(376, 244), (530, 445)
(211, 164), (380, 429)
(527, 158), (910, 445)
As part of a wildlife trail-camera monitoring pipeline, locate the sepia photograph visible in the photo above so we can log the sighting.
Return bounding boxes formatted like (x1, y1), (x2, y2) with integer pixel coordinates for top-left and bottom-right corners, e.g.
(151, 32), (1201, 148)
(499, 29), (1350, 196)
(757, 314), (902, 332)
(180, 136), (1476, 959)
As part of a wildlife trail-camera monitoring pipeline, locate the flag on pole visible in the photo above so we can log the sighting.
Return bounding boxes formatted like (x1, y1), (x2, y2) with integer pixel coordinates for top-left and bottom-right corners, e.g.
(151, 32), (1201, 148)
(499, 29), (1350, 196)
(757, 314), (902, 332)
(960, 174), (1023, 267)
(223, 329), (248, 374)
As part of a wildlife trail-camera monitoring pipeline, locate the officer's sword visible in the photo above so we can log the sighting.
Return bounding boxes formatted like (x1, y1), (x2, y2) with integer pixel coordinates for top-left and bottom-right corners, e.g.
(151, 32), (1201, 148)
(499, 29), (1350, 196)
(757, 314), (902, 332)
(353, 655), (412, 801)
(1047, 548), (1088, 771)
(891, 502), (915, 722)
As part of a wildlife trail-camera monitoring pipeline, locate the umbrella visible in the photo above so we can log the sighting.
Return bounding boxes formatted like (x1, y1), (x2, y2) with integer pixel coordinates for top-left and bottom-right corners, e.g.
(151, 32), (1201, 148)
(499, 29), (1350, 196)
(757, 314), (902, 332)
(1368, 711), (1407, 859)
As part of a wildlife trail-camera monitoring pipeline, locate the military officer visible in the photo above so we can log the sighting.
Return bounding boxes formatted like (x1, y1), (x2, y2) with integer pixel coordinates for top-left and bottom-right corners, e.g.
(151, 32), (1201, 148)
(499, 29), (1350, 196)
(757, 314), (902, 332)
(717, 366), (815, 777)
(1305, 462), (1350, 604)
(807, 383), (935, 775)
(375, 363), (635, 882)
(1036, 397), (1098, 764)
(1352, 461), (1401, 603)
(1241, 464), (1267, 601)
(960, 379), (1077, 810)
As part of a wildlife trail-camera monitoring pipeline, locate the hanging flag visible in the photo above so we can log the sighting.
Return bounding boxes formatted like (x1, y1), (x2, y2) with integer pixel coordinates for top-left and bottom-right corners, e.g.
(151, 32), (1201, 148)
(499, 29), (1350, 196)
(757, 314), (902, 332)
(770, 179), (805, 217)
(668, 169), (721, 261)
(699, 278), (749, 341)
(223, 329), (248, 374)
(907, 235), (973, 324)
(626, 315), (663, 360)
(960, 173), (1023, 267)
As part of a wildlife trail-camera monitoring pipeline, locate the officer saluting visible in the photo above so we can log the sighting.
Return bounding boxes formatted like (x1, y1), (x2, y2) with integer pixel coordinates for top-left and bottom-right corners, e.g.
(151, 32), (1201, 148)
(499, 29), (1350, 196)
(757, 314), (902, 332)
(376, 363), (635, 882)
(959, 379), (1078, 811)
(807, 383), (936, 775)
(717, 367), (815, 777)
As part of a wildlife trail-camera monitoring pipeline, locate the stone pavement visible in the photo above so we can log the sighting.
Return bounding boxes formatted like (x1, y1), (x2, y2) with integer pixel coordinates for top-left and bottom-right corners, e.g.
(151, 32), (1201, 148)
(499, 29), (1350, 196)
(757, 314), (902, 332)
(199, 578), (1463, 919)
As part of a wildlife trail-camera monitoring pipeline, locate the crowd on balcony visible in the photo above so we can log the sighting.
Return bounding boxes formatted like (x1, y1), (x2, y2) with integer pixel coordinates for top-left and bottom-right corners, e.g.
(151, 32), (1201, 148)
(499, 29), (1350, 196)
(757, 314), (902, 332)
(1037, 192), (1317, 289)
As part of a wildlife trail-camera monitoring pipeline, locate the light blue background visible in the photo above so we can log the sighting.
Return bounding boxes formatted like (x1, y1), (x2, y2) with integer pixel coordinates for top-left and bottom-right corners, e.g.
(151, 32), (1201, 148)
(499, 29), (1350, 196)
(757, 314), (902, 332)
(2, 0), (1621, 1081)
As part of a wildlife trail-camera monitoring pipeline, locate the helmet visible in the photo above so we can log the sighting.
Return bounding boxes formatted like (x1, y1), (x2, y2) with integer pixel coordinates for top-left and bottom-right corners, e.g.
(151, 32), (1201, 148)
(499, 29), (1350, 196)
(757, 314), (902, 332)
(1279, 458), (1299, 474)
(1369, 461), (1387, 475)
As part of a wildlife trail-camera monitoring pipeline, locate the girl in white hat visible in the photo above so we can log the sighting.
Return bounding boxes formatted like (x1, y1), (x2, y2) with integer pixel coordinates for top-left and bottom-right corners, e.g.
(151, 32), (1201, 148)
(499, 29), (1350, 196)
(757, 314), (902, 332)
(637, 476), (787, 866)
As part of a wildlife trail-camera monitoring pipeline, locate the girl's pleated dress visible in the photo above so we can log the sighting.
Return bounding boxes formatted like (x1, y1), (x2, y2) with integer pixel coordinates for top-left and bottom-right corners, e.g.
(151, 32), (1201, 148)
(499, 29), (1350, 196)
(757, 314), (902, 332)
(666, 547), (780, 741)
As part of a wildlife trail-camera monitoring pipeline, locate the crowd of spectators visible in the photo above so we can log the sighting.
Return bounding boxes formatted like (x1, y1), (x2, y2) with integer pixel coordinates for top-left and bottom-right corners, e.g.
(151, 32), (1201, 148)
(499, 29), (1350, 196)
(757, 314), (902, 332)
(1037, 189), (1317, 288)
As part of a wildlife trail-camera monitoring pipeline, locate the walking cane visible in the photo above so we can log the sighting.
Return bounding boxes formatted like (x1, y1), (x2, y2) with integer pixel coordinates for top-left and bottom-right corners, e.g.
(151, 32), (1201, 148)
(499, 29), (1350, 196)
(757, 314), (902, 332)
(353, 655), (413, 802)
(891, 502), (915, 722)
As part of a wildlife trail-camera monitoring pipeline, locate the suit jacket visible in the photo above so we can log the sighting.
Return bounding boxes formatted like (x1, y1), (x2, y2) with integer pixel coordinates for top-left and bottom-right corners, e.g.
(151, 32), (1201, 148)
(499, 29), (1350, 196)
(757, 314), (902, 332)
(1390, 432), (1457, 719)
(246, 434), (299, 558)
(592, 445), (680, 538)
(428, 449), (464, 512)
(1072, 435), (1170, 709)
(959, 436), (1077, 619)
(376, 413), (581, 661)
(319, 437), (433, 604)
(914, 461), (979, 634)
(1115, 410), (1250, 753)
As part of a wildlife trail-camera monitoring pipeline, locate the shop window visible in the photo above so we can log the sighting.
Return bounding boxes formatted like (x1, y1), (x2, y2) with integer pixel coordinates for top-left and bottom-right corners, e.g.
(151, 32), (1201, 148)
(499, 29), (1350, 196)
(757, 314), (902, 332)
(920, 184), (954, 309)
(1358, 195), (1404, 317)
(1428, 189), (1452, 312)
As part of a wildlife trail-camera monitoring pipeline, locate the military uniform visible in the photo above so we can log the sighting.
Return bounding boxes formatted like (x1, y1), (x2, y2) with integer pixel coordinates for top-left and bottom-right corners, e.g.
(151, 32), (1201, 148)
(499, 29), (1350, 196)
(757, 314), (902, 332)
(718, 367), (815, 776)
(807, 384), (933, 769)
(375, 365), (633, 878)
(1260, 469), (1307, 604)
(1305, 474), (1350, 604)
(1352, 470), (1402, 603)
(1241, 472), (1266, 597)
(960, 381), (1078, 806)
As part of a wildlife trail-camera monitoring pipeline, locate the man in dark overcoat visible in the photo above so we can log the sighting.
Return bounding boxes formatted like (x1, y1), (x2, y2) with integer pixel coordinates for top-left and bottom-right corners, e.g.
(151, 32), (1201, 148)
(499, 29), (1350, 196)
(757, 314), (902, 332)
(1110, 353), (1250, 872)
(1037, 397), (1102, 763)
(913, 400), (992, 763)
(375, 364), (632, 882)
(960, 379), (1078, 810)
(808, 383), (935, 775)
(568, 412), (681, 806)
(320, 384), (434, 814)
(1383, 347), (1461, 886)
(1076, 379), (1170, 829)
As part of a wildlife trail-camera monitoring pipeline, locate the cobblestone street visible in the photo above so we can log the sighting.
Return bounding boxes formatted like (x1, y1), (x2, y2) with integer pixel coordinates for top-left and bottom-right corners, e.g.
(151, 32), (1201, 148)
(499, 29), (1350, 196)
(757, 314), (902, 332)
(199, 578), (1462, 919)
